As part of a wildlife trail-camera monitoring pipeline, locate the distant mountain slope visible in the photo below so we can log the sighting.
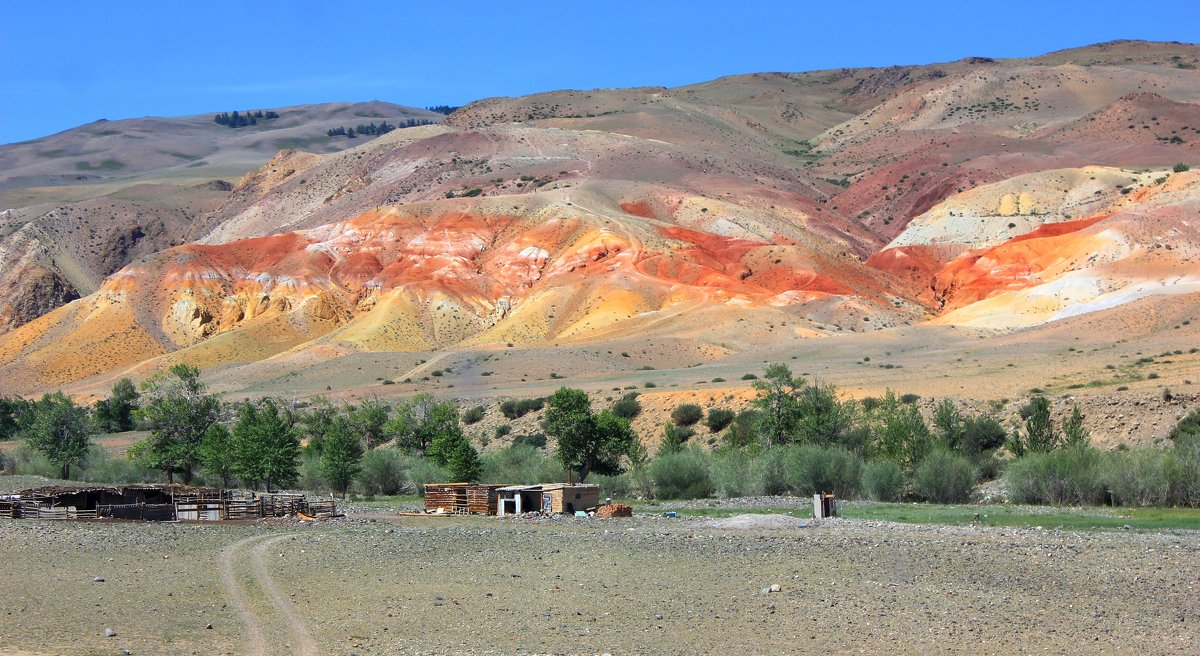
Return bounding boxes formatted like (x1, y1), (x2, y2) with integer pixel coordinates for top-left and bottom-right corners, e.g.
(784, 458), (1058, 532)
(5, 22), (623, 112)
(2, 41), (1200, 395)
(0, 101), (443, 196)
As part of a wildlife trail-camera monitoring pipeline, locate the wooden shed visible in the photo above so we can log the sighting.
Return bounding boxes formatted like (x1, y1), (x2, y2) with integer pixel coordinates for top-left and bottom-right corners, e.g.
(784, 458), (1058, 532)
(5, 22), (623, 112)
(495, 483), (601, 515)
(542, 484), (600, 514)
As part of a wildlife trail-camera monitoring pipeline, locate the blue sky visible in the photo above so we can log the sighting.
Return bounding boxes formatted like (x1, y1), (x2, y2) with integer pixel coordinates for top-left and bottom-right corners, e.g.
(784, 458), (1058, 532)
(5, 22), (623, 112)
(1, 0), (1198, 144)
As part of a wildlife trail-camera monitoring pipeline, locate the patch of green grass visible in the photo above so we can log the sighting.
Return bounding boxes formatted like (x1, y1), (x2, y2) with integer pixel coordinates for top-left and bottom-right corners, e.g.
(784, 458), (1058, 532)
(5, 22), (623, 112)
(274, 136), (332, 150)
(636, 500), (1200, 531)
(158, 150), (202, 161)
(841, 502), (1200, 531)
(75, 159), (125, 171)
(646, 505), (812, 519)
(344, 494), (423, 510)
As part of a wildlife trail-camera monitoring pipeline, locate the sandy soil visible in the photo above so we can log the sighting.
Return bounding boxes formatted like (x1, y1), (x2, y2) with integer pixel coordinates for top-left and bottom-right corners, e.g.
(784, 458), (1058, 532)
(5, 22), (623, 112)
(0, 513), (1197, 655)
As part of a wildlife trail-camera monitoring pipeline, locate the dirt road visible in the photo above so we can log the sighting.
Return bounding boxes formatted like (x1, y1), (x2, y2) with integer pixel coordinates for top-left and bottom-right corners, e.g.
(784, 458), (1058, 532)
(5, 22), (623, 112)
(218, 534), (317, 656)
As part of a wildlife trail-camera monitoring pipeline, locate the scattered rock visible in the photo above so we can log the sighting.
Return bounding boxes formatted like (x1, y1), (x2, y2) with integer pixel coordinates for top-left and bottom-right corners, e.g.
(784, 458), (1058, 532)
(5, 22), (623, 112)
(93, 576), (105, 582)
(104, 628), (116, 638)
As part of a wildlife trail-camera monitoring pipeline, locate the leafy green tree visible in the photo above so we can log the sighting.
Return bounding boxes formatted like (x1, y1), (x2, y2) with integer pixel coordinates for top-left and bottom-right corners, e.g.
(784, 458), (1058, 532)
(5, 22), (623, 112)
(428, 430), (481, 482)
(1061, 404), (1089, 448)
(932, 399), (964, 451)
(92, 378), (139, 433)
(794, 382), (853, 447)
(319, 417), (363, 497)
(296, 397), (339, 453)
(1009, 395), (1058, 456)
(874, 391), (931, 472)
(135, 364), (221, 483)
(0, 396), (32, 441)
(391, 394), (461, 457)
(545, 387), (637, 482)
(20, 392), (94, 479)
(751, 364), (803, 447)
(347, 398), (392, 449)
(231, 399), (300, 491)
(198, 424), (236, 487)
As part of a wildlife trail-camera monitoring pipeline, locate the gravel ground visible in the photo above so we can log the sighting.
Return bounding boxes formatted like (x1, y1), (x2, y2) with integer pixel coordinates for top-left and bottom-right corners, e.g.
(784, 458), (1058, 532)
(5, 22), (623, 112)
(1, 514), (1198, 655)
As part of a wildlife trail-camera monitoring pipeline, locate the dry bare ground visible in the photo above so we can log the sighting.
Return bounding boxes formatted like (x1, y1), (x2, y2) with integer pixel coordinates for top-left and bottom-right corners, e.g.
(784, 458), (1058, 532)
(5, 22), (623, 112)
(1, 514), (1197, 655)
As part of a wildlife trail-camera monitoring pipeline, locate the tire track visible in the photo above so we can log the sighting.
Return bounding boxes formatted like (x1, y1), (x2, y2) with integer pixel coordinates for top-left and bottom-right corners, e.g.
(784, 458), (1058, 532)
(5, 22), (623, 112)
(217, 535), (269, 656)
(218, 534), (317, 656)
(250, 535), (318, 656)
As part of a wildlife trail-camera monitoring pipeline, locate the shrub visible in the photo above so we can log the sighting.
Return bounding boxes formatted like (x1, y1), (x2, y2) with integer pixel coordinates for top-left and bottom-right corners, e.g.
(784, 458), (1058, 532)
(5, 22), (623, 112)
(588, 471), (633, 499)
(644, 382), (657, 389)
(723, 410), (761, 450)
(913, 450), (976, 503)
(671, 404), (704, 427)
(758, 447), (791, 495)
(1173, 162), (1191, 173)
(1105, 448), (1171, 507)
(6, 444), (60, 478)
(481, 444), (565, 484)
(499, 398), (545, 420)
(297, 451), (325, 492)
(740, 373), (758, 380)
(650, 446), (714, 499)
(962, 416), (1007, 457)
(78, 446), (159, 484)
(407, 455), (451, 495)
(1169, 435), (1200, 506)
(704, 408), (735, 432)
(784, 445), (862, 498)
(494, 424), (512, 439)
(462, 406), (485, 425)
(711, 449), (760, 498)
(1169, 407), (1200, 443)
(1005, 445), (1107, 506)
(862, 460), (905, 501)
(357, 449), (406, 495)
(659, 423), (695, 455)
(899, 393), (921, 404)
(610, 393), (642, 420)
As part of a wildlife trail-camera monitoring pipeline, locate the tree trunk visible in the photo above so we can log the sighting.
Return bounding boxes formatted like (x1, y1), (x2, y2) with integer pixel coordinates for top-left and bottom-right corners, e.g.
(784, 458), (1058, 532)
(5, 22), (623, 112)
(577, 454), (596, 483)
(61, 464), (70, 480)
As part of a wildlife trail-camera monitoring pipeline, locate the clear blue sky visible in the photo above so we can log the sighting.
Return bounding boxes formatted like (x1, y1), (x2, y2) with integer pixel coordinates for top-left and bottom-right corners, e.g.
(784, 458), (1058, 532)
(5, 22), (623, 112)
(2, 0), (1198, 145)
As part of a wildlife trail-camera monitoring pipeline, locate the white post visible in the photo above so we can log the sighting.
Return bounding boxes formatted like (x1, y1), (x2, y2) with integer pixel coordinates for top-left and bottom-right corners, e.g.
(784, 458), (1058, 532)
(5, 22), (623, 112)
(515, 494), (522, 515)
